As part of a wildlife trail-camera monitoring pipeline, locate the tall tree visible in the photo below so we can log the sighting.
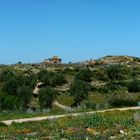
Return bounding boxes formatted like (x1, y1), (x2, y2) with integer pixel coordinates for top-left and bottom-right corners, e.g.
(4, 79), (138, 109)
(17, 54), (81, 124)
(2, 78), (21, 96)
(17, 86), (33, 110)
(0, 95), (19, 111)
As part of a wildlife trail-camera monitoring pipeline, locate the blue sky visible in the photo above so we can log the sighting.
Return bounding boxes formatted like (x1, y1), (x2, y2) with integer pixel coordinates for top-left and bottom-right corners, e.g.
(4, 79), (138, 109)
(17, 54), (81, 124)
(0, 0), (140, 64)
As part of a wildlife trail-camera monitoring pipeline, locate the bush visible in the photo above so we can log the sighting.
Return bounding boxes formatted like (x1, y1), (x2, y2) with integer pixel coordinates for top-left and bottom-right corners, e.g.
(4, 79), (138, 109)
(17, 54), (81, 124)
(106, 82), (122, 91)
(51, 73), (66, 87)
(97, 86), (110, 93)
(108, 94), (138, 107)
(105, 64), (129, 81)
(92, 68), (107, 81)
(98, 82), (124, 93)
(22, 73), (36, 88)
(0, 69), (15, 82)
(75, 68), (92, 82)
(2, 77), (22, 96)
(84, 100), (96, 110)
(128, 79), (140, 92)
(38, 70), (66, 87)
(0, 122), (6, 127)
(0, 95), (19, 111)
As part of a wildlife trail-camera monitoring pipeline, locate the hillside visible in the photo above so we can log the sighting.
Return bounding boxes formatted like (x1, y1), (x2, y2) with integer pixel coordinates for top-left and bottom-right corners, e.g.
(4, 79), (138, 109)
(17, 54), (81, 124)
(88, 55), (140, 66)
(1, 55), (140, 139)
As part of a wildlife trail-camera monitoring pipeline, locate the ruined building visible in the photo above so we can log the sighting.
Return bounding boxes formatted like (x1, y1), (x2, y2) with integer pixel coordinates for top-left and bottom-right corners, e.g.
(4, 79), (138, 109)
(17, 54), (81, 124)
(44, 56), (62, 64)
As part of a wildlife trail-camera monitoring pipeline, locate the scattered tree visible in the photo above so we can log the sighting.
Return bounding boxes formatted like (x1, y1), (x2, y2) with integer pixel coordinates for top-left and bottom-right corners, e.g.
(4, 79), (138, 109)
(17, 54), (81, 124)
(38, 70), (66, 87)
(38, 87), (58, 109)
(0, 95), (19, 111)
(17, 86), (32, 110)
(75, 68), (92, 82)
(128, 79), (140, 92)
(70, 80), (91, 106)
(2, 78), (21, 96)
(105, 64), (129, 81)
(0, 69), (15, 82)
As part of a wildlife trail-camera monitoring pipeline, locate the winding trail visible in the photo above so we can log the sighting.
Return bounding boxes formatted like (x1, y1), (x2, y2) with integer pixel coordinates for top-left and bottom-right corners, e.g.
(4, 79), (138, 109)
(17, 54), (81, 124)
(53, 101), (75, 112)
(2, 106), (140, 125)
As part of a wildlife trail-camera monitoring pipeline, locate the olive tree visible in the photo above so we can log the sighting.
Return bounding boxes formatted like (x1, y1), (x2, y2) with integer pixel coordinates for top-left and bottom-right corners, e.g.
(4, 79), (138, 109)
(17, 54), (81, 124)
(75, 68), (92, 82)
(17, 86), (33, 110)
(0, 95), (19, 111)
(105, 64), (129, 81)
(38, 87), (58, 109)
(70, 80), (91, 106)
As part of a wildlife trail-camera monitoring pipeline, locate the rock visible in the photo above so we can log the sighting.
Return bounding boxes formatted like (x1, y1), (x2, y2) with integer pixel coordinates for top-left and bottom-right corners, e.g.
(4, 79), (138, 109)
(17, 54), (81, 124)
(120, 130), (125, 134)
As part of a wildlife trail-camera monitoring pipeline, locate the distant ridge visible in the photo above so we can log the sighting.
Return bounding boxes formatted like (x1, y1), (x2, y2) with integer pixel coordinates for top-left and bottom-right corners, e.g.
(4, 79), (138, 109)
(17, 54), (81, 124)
(87, 55), (140, 66)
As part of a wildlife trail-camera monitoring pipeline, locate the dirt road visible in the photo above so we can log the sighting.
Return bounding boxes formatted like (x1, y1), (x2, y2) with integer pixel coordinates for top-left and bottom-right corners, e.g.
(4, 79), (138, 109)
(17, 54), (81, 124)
(1, 106), (140, 125)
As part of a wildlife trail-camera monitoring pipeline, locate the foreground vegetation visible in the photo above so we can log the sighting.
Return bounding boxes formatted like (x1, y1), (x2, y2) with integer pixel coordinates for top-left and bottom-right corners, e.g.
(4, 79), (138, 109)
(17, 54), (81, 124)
(1, 110), (140, 139)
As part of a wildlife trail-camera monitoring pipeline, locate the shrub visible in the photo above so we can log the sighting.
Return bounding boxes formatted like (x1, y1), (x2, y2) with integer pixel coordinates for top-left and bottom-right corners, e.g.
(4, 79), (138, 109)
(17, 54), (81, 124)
(106, 82), (123, 91)
(75, 68), (92, 82)
(2, 78), (21, 96)
(98, 86), (109, 93)
(98, 80), (128, 94)
(51, 73), (66, 87)
(0, 122), (6, 127)
(84, 100), (96, 110)
(108, 94), (138, 107)
(105, 64), (129, 81)
(93, 68), (107, 81)
(0, 95), (19, 111)
(38, 70), (66, 87)
(128, 79), (140, 92)
(0, 69), (15, 82)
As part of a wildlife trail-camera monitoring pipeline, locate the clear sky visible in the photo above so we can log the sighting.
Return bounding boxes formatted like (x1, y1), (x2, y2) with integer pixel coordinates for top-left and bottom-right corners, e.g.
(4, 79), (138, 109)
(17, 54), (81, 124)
(0, 0), (140, 64)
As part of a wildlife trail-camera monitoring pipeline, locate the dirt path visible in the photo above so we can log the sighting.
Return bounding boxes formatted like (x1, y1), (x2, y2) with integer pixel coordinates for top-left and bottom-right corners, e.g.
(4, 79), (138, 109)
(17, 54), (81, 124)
(2, 106), (140, 125)
(53, 101), (75, 112)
